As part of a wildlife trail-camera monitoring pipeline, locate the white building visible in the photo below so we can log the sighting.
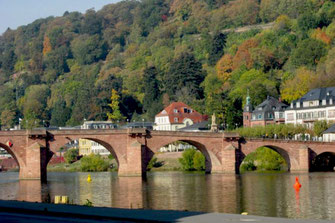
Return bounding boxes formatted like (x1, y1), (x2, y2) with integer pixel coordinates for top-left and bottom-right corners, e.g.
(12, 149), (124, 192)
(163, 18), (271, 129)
(285, 87), (335, 128)
(154, 102), (206, 131)
(79, 121), (113, 156)
(323, 124), (335, 142)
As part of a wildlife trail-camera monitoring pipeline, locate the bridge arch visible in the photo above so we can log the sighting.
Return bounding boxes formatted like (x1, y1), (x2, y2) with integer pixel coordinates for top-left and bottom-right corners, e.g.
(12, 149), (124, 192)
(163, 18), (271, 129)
(311, 152), (335, 172)
(240, 144), (291, 172)
(0, 143), (22, 170)
(147, 139), (221, 173)
(48, 136), (126, 170)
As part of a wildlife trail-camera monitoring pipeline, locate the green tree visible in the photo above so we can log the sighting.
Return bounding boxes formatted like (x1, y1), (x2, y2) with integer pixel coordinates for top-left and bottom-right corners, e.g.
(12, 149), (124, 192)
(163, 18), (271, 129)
(64, 148), (79, 164)
(71, 34), (107, 65)
(21, 85), (50, 128)
(193, 151), (205, 171)
(50, 101), (72, 127)
(164, 52), (205, 100)
(290, 38), (327, 68)
(313, 120), (329, 137)
(240, 147), (287, 172)
(208, 33), (227, 66)
(229, 69), (277, 106)
(179, 149), (196, 171)
(107, 89), (124, 122)
(0, 109), (16, 129)
(80, 154), (109, 172)
(142, 66), (162, 120)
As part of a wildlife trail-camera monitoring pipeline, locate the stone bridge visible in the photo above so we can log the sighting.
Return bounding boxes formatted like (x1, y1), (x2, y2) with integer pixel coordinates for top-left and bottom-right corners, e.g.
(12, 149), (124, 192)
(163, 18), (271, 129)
(1, 129), (335, 181)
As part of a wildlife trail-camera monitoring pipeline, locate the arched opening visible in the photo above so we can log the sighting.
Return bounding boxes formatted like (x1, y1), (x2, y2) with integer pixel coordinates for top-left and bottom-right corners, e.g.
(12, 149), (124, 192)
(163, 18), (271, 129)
(47, 138), (118, 172)
(239, 146), (289, 173)
(147, 140), (219, 173)
(0, 143), (19, 172)
(311, 152), (335, 172)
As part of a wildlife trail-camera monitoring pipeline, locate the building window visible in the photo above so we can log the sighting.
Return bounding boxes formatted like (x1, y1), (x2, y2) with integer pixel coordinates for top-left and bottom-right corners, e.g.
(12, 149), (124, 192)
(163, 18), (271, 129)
(174, 117), (178, 122)
(174, 109), (178, 113)
(258, 114), (262, 119)
(268, 113), (273, 119)
(287, 113), (294, 121)
(329, 110), (335, 118)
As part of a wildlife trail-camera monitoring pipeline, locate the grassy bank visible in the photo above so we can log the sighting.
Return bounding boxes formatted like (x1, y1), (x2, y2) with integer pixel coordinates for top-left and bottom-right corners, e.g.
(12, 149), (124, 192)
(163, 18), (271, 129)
(150, 152), (183, 171)
(47, 158), (117, 172)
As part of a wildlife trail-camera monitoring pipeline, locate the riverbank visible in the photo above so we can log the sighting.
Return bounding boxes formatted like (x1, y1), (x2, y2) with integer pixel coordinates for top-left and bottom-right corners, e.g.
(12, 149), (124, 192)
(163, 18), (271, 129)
(0, 200), (332, 223)
(47, 152), (184, 172)
(47, 158), (118, 172)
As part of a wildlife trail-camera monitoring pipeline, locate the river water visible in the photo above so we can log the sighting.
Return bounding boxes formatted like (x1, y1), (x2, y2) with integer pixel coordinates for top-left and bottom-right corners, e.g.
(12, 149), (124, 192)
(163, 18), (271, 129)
(0, 171), (334, 220)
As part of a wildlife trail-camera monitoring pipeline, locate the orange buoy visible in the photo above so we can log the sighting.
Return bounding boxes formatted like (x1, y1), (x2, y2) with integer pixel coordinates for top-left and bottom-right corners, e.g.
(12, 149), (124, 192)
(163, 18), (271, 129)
(294, 177), (301, 191)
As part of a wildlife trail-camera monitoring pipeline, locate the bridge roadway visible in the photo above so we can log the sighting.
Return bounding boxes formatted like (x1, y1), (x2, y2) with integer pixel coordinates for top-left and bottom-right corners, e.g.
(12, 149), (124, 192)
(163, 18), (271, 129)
(0, 129), (334, 181)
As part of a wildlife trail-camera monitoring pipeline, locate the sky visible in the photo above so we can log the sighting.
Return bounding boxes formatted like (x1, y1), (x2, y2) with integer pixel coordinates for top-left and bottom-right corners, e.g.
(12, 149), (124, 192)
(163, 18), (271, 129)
(0, 0), (121, 34)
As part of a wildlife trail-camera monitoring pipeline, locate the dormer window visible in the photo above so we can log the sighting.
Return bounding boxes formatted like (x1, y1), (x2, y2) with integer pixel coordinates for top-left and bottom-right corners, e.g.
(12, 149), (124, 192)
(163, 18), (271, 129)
(173, 109), (178, 113)
(322, 99), (326, 105)
(272, 106), (276, 110)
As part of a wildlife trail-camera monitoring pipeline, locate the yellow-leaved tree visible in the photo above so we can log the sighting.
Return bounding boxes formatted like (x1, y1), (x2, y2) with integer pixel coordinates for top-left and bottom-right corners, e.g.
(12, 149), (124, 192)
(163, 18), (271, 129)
(42, 35), (52, 56)
(107, 89), (124, 122)
(280, 67), (317, 103)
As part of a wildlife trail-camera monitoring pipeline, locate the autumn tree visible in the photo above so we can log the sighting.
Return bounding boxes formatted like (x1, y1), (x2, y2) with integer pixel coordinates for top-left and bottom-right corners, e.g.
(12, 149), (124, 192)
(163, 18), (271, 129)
(280, 67), (317, 102)
(107, 89), (124, 122)
(233, 39), (258, 70)
(42, 35), (52, 56)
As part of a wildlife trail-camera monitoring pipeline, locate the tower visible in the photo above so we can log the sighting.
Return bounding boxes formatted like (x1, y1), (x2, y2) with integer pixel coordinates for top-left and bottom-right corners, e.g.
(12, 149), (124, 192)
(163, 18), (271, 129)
(243, 91), (253, 127)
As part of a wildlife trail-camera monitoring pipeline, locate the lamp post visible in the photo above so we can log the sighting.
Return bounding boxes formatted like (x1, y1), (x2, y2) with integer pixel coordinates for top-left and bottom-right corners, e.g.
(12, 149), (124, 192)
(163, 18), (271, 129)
(142, 118), (145, 128)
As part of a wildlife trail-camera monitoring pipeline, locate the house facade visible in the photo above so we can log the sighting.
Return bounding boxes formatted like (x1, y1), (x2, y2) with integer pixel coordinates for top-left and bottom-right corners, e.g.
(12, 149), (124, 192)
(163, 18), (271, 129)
(79, 121), (112, 156)
(154, 102), (206, 131)
(243, 95), (288, 127)
(285, 87), (335, 128)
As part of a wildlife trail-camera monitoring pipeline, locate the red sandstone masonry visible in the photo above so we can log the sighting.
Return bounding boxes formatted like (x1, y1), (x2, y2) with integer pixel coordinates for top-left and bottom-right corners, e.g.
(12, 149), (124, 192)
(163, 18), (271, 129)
(1, 129), (335, 181)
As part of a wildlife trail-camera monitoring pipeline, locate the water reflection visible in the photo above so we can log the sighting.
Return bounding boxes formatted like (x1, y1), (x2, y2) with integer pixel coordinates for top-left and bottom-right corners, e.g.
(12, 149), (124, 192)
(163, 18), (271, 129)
(0, 171), (335, 220)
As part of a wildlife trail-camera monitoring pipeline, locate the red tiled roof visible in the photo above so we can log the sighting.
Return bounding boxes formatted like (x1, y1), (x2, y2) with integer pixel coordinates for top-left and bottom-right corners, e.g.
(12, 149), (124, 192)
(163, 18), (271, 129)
(156, 102), (207, 124)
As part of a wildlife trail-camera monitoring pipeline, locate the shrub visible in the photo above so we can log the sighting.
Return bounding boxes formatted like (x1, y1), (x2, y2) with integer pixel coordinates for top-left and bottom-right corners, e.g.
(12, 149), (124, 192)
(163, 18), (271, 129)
(147, 156), (158, 170)
(193, 151), (205, 171)
(179, 149), (206, 171)
(64, 148), (79, 164)
(240, 147), (287, 173)
(80, 154), (109, 172)
(179, 149), (196, 171)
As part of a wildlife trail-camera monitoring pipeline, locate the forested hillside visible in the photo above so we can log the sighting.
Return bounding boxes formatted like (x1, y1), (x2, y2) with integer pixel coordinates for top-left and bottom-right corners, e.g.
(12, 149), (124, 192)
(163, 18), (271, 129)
(1, 0), (335, 129)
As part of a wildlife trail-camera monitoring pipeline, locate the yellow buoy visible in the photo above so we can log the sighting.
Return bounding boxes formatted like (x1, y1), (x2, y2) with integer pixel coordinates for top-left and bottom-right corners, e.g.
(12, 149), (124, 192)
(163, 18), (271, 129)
(87, 174), (92, 182)
(241, 212), (248, 215)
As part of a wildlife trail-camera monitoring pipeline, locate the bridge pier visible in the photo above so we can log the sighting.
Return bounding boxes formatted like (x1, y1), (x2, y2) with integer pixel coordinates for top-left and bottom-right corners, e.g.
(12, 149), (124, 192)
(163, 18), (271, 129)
(118, 141), (144, 177)
(220, 145), (238, 174)
(19, 142), (51, 182)
(19, 143), (45, 181)
(290, 146), (310, 173)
